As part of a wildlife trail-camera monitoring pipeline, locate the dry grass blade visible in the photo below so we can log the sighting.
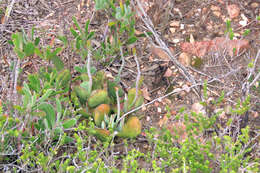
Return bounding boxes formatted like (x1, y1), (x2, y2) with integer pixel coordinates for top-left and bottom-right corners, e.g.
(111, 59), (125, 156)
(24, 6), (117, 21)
(133, 51), (141, 106)
(2, 0), (16, 24)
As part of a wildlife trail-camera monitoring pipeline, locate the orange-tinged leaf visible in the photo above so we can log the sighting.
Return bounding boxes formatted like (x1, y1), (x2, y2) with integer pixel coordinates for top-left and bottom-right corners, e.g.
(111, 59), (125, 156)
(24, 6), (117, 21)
(118, 116), (141, 138)
(141, 87), (151, 101)
(16, 85), (23, 93)
(93, 104), (110, 126)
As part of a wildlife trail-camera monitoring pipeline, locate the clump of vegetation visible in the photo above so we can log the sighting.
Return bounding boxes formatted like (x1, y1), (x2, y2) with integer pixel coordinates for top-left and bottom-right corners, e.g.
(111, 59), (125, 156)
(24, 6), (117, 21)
(73, 68), (143, 141)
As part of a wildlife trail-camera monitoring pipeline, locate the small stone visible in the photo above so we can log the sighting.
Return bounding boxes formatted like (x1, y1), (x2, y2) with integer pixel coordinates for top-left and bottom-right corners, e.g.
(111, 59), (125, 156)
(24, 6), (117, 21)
(158, 107), (162, 113)
(170, 21), (180, 27)
(211, 5), (221, 12)
(234, 33), (240, 37)
(172, 38), (180, 43)
(251, 2), (259, 9)
(180, 24), (185, 30)
(239, 20), (247, 26)
(215, 108), (226, 120)
(169, 27), (176, 33)
(213, 11), (221, 17)
(206, 24), (213, 31)
(252, 111), (258, 118)
(191, 102), (206, 115)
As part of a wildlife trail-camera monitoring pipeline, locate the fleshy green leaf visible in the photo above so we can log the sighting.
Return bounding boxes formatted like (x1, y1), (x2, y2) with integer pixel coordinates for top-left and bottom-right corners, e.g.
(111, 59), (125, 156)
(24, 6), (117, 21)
(85, 20), (90, 35)
(51, 55), (64, 71)
(24, 42), (35, 57)
(70, 28), (79, 38)
(72, 16), (83, 35)
(38, 89), (54, 103)
(38, 102), (56, 129)
(62, 118), (77, 129)
(28, 74), (41, 92)
(126, 36), (137, 45)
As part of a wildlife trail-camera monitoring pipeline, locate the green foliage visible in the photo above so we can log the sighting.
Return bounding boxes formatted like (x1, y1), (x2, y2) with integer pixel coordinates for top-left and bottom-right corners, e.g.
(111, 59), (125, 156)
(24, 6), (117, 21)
(95, 0), (109, 10)
(72, 69), (143, 141)
(10, 28), (39, 59)
(225, 20), (234, 40)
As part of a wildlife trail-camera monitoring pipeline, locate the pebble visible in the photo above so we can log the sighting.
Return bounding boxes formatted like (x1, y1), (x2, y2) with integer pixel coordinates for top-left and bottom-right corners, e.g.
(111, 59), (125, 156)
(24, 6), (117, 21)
(251, 2), (259, 9)
(180, 24), (185, 30)
(170, 21), (180, 27)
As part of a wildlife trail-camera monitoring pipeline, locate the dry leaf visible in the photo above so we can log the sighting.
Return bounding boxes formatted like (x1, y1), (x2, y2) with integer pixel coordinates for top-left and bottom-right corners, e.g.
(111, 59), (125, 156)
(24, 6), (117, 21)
(227, 4), (240, 19)
(180, 37), (249, 57)
(163, 68), (173, 77)
(141, 87), (151, 101)
(251, 2), (259, 9)
(178, 52), (191, 66)
(1, 16), (5, 24)
(170, 20), (180, 27)
(213, 37), (249, 56)
(213, 10), (221, 17)
(158, 115), (168, 127)
(16, 85), (23, 93)
(151, 46), (170, 60)
(211, 5), (221, 11)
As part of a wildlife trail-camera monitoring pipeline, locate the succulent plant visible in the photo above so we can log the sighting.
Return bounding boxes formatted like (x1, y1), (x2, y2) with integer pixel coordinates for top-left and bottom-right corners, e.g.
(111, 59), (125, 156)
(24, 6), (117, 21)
(127, 88), (143, 111)
(107, 80), (124, 103)
(92, 71), (106, 90)
(118, 116), (141, 138)
(87, 89), (109, 108)
(93, 104), (110, 126)
(89, 128), (110, 142)
(74, 86), (90, 106)
(74, 70), (143, 140)
(80, 73), (89, 81)
(55, 69), (71, 89)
